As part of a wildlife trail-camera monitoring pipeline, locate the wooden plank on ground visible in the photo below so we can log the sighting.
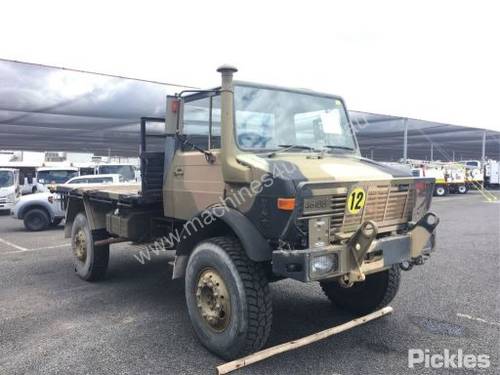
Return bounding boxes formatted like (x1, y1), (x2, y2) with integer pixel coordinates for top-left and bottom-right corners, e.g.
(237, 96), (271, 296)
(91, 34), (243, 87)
(216, 306), (394, 375)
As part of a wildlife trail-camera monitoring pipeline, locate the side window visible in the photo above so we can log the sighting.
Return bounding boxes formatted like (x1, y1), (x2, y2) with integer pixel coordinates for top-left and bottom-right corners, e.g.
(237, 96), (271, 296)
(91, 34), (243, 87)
(182, 94), (221, 150)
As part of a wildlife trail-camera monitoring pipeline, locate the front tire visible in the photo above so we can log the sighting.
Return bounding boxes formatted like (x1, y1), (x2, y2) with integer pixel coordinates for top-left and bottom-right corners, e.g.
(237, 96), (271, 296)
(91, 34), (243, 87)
(23, 208), (50, 231)
(320, 265), (401, 315)
(70, 213), (109, 281)
(185, 237), (272, 360)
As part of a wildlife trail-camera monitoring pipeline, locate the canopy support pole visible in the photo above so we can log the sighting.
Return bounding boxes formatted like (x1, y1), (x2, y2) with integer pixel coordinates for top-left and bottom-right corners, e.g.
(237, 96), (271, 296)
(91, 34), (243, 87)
(403, 118), (408, 162)
(482, 131), (486, 162)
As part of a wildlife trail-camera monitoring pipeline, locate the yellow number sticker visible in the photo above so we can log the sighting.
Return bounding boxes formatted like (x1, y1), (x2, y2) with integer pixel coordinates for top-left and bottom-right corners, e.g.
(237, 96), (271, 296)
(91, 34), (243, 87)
(347, 187), (366, 214)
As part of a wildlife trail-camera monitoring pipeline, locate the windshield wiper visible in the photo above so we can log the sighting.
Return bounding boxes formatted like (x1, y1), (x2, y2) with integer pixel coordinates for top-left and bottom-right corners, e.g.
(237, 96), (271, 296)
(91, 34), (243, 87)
(267, 144), (317, 158)
(323, 145), (355, 152)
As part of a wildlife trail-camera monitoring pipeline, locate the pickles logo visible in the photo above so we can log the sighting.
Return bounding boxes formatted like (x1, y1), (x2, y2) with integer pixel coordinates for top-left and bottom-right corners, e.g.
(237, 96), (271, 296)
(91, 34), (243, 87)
(347, 187), (366, 214)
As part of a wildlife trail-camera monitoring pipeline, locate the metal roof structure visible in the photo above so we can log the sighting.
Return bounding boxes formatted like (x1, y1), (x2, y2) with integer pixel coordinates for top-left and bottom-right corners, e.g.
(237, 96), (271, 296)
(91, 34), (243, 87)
(350, 112), (499, 161)
(0, 59), (498, 161)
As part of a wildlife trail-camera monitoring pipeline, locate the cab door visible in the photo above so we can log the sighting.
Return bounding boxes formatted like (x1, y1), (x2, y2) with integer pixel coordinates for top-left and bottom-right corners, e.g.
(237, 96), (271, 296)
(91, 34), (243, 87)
(164, 93), (224, 220)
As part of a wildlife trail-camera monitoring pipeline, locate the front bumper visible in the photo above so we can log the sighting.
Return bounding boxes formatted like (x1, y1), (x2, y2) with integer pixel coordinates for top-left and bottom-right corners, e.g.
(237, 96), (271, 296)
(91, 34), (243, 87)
(273, 212), (438, 282)
(0, 201), (15, 211)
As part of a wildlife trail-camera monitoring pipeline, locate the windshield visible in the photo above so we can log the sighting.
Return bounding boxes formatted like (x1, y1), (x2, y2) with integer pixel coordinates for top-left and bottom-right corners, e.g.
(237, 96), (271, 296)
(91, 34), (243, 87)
(98, 165), (135, 180)
(0, 171), (14, 187)
(234, 85), (357, 153)
(37, 170), (78, 184)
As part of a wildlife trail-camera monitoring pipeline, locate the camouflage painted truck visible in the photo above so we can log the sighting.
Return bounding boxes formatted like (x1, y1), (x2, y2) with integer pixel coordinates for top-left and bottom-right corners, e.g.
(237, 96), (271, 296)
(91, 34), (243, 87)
(60, 65), (439, 360)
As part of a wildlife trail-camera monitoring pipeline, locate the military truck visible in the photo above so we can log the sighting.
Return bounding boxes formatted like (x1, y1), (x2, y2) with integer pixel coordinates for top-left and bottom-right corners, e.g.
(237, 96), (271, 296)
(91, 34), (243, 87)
(60, 66), (439, 360)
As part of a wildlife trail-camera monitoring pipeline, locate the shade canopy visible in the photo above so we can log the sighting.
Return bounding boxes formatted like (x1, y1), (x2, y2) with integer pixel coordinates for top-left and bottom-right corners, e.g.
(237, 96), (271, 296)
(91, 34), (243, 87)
(0, 60), (498, 161)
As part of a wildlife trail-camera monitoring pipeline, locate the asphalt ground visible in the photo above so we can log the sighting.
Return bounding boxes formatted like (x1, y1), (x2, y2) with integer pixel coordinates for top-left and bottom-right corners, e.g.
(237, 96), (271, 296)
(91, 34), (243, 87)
(0, 191), (499, 374)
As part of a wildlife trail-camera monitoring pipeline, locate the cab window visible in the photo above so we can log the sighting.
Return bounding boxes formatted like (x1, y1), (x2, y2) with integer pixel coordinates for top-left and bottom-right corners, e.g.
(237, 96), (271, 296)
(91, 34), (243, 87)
(182, 94), (221, 150)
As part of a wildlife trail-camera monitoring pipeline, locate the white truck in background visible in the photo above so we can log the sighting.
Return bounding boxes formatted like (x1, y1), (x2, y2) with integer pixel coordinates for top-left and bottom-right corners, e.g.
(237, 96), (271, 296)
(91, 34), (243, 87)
(0, 168), (20, 213)
(406, 160), (482, 196)
(34, 166), (79, 193)
(462, 159), (500, 187)
(484, 160), (500, 186)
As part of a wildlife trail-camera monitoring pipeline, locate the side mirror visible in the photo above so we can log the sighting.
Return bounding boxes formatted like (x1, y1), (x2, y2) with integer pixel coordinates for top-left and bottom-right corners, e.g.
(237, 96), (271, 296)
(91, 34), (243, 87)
(166, 96), (181, 135)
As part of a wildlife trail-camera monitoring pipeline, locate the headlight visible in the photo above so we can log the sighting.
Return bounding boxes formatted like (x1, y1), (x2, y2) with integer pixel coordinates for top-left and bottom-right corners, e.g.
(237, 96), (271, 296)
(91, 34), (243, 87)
(310, 254), (338, 277)
(7, 193), (16, 202)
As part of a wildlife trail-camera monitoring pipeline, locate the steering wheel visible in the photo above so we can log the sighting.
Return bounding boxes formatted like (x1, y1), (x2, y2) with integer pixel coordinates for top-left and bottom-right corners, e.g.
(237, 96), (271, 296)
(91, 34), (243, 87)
(238, 132), (270, 148)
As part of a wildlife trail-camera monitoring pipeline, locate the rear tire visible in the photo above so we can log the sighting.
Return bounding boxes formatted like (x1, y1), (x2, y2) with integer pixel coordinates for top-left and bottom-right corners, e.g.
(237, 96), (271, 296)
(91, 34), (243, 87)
(23, 208), (50, 231)
(185, 236), (272, 360)
(434, 185), (447, 197)
(70, 213), (109, 281)
(320, 265), (401, 315)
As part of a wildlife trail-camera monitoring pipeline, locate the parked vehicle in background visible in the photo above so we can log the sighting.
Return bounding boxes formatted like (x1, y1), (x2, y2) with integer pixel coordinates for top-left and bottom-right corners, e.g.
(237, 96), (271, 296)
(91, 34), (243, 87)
(462, 160), (481, 170)
(0, 168), (20, 213)
(484, 160), (500, 186)
(408, 160), (476, 196)
(12, 174), (123, 231)
(65, 174), (124, 185)
(34, 166), (79, 193)
(11, 191), (64, 230)
(95, 164), (137, 181)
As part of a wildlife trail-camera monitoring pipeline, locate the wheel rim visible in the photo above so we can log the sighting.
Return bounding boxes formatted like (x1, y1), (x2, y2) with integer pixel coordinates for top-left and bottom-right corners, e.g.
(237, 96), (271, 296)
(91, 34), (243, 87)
(73, 229), (87, 262)
(30, 214), (43, 229)
(437, 187), (445, 195)
(459, 186), (466, 193)
(195, 268), (231, 332)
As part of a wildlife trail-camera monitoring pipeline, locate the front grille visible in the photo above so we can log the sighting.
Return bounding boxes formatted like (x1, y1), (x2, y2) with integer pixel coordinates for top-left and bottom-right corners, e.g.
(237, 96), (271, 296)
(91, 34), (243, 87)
(330, 183), (415, 235)
(0, 198), (7, 204)
(330, 193), (347, 230)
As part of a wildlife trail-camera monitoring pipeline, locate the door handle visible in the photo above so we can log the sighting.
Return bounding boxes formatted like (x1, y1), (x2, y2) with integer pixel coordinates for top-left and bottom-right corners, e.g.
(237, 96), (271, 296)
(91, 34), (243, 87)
(174, 167), (184, 176)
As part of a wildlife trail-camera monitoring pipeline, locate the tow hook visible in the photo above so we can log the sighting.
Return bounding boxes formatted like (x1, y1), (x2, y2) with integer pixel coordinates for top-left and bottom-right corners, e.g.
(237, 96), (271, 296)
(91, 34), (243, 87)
(400, 254), (428, 271)
(344, 220), (378, 285)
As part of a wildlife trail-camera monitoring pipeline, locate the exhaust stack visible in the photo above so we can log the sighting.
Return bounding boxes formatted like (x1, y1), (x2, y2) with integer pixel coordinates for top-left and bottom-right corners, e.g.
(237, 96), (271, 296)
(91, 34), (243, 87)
(217, 65), (251, 183)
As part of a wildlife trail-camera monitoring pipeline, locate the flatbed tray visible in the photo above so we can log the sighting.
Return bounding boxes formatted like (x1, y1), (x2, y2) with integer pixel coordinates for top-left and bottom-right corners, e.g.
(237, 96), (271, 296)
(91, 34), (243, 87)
(56, 183), (161, 206)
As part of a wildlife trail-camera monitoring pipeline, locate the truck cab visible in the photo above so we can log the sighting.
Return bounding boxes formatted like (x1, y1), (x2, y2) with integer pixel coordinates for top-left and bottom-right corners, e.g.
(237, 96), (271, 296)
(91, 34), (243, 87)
(0, 168), (20, 213)
(35, 166), (79, 193)
(61, 66), (439, 360)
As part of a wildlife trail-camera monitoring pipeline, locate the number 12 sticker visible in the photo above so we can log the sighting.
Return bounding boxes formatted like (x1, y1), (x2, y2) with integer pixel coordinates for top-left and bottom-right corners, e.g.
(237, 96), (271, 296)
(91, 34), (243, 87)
(347, 187), (366, 214)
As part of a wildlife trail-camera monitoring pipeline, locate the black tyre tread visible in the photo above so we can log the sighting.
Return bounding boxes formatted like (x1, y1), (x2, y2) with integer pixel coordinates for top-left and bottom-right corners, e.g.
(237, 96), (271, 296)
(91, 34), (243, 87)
(320, 265), (400, 315)
(86, 229), (109, 281)
(374, 266), (400, 309)
(209, 236), (272, 355)
(24, 208), (50, 231)
(72, 213), (109, 282)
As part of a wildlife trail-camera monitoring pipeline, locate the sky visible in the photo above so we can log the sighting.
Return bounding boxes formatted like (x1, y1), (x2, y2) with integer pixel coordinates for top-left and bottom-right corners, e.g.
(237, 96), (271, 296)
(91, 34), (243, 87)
(0, 0), (499, 131)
